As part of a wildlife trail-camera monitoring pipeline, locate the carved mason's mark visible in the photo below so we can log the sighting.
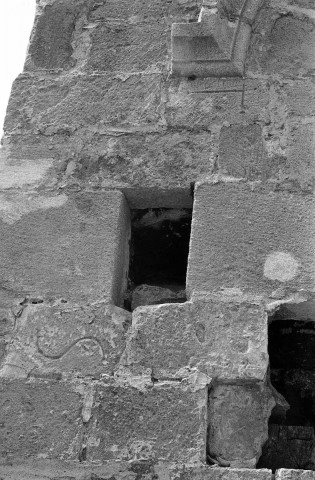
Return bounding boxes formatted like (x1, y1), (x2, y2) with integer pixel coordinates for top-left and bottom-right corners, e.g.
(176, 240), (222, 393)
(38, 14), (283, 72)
(171, 0), (265, 77)
(36, 328), (105, 360)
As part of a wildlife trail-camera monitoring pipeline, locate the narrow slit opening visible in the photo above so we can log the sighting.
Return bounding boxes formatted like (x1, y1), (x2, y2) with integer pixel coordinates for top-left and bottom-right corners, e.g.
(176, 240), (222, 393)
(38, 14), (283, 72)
(124, 208), (192, 311)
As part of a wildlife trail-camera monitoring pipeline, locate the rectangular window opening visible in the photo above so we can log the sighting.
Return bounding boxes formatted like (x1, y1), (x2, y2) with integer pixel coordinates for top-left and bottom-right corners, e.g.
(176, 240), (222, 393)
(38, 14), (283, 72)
(124, 208), (192, 311)
(257, 301), (315, 472)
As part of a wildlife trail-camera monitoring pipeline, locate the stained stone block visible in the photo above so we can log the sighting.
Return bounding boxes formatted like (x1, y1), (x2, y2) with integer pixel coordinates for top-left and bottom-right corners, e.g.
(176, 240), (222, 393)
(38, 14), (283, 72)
(0, 379), (82, 461)
(0, 303), (131, 379)
(247, 8), (315, 77)
(218, 124), (269, 180)
(0, 190), (130, 305)
(86, 381), (207, 463)
(187, 182), (315, 297)
(25, 1), (80, 70)
(122, 299), (268, 381)
(208, 383), (275, 468)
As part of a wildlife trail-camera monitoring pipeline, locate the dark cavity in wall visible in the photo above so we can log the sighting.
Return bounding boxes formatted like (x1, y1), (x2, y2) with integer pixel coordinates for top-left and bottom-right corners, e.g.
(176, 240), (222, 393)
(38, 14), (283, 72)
(257, 303), (315, 472)
(125, 208), (192, 311)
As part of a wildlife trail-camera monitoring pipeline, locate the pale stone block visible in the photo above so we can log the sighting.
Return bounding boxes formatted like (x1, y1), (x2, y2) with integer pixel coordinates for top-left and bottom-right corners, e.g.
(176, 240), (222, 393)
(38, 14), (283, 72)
(123, 299), (268, 382)
(187, 182), (315, 297)
(0, 190), (130, 305)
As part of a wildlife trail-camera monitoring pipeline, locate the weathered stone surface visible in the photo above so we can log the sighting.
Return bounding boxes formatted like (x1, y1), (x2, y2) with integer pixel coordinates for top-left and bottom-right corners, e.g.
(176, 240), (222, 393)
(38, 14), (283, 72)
(86, 381), (207, 464)
(25, 1), (80, 71)
(275, 469), (315, 480)
(0, 459), (132, 480)
(187, 182), (315, 297)
(0, 379), (82, 461)
(0, 129), (212, 192)
(208, 383), (275, 468)
(177, 467), (272, 480)
(4, 74), (162, 135)
(122, 299), (268, 381)
(0, 303), (131, 379)
(218, 124), (269, 180)
(164, 78), (269, 129)
(1, 0), (314, 475)
(0, 191), (130, 305)
(247, 3), (315, 77)
(0, 462), (274, 480)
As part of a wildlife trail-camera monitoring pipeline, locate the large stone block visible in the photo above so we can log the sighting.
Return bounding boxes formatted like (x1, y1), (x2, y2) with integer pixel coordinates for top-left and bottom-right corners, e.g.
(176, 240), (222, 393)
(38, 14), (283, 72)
(1, 129), (212, 192)
(187, 182), (315, 297)
(0, 303), (131, 379)
(0, 379), (82, 461)
(4, 74), (162, 135)
(122, 299), (268, 381)
(0, 190), (130, 305)
(208, 383), (275, 468)
(86, 380), (207, 464)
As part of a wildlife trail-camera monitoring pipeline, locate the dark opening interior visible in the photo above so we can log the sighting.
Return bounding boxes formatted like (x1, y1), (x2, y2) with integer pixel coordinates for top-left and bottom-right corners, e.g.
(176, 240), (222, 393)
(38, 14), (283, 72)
(257, 304), (315, 471)
(125, 208), (192, 311)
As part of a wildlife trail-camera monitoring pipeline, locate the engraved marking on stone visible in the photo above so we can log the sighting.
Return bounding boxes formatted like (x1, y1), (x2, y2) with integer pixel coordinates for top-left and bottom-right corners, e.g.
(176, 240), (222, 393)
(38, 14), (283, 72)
(36, 329), (105, 360)
(263, 252), (299, 282)
(207, 453), (231, 467)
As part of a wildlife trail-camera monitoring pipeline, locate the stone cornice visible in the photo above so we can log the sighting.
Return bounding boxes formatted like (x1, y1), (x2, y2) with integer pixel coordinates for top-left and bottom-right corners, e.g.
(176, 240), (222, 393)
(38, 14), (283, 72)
(171, 0), (265, 77)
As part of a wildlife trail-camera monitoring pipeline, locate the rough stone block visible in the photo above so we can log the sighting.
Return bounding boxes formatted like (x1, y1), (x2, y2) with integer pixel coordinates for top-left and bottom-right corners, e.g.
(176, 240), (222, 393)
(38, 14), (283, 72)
(87, 22), (167, 73)
(0, 303), (131, 379)
(123, 299), (268, 381)
(86, 381), (207, 463)
(0, 190), (130, 305)
(208, 383), (275, 468)
(0, 379), (82, 461)
(187, 182), (315, 297)
(4, 74), (162, 135)
(275, 470), (315, 480)
(177, 467), (272, 480)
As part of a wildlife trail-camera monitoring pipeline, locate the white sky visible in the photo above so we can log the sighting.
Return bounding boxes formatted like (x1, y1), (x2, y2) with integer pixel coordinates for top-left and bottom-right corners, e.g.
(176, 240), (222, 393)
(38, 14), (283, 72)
(0, 0), (36, 136)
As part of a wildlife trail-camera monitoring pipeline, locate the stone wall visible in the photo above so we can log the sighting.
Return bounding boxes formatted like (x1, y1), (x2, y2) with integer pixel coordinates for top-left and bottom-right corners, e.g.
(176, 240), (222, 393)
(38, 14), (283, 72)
(0, 0), (314, 478)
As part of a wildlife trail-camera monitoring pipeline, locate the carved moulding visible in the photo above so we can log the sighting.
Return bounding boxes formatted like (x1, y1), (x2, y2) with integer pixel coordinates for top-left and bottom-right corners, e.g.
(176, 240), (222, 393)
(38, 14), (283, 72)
(171, 0), (265, 77)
